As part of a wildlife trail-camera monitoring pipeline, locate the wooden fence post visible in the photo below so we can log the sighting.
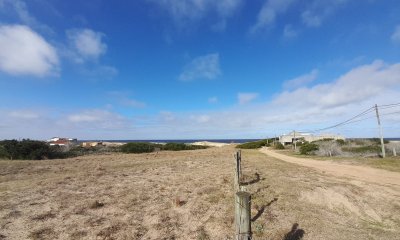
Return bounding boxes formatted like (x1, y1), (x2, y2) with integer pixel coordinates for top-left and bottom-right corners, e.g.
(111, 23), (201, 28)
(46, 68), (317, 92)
(238, 150), (241, 175)
(235, 191), (251, 240)
(234, 150), (242, 191)
(393, 148), (397, 157)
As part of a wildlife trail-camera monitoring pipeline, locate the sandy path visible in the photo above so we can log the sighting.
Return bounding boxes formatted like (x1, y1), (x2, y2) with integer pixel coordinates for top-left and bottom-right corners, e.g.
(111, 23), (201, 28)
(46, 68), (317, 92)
(260, 147), (400, 187)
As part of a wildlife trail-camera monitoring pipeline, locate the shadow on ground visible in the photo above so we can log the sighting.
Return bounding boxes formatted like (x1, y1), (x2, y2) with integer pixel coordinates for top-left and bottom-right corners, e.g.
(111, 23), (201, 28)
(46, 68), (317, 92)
(251, 197), (278, 222)
(283, 223), (305, 240)
(241, 172), (261, 186)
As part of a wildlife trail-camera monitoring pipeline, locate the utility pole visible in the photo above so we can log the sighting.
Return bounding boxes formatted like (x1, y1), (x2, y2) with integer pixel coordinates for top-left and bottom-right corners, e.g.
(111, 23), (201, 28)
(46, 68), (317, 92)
(293, 130), (297, 150)
(375, 104), (386, 158)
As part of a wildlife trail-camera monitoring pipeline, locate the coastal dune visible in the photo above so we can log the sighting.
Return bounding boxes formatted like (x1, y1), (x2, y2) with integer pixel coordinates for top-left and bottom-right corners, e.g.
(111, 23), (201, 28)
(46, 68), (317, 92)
(0, 146), (399, 239)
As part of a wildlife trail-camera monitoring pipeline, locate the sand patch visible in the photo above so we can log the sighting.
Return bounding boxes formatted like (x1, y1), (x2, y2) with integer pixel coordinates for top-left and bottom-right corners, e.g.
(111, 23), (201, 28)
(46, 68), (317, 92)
(300, 187), (381, 222)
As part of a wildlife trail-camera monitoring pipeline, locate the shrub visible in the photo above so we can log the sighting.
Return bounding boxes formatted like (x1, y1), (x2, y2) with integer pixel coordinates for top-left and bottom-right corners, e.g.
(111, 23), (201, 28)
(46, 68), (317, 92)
(296, 140), (307, 146)
(321, 138), (334, 141)
(236, 139), (273, 149)
(342, 145), (381, 153)
(163, 143), (207, 151)
(120, 142), (208, 153)
(274, 142), (285, 150)
(163, 143), (187, 151)
(300, 143), (319, 155)
(336, 139), (346, 145)
(0, 139), (69, 160)
(371, 138), (389, 144)
(0, 145), (9, 159)
(315, 141), (342, 156)
(120, 142), (158, 153)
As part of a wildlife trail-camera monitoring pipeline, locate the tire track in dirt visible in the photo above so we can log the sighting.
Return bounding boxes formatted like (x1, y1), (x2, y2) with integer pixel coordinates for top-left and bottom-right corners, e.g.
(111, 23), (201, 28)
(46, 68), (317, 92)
(260, 147), (400, 187)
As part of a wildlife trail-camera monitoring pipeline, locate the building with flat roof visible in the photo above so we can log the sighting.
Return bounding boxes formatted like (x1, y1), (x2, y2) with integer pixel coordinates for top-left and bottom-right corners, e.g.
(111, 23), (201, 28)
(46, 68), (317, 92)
(279, 131), (344, 145)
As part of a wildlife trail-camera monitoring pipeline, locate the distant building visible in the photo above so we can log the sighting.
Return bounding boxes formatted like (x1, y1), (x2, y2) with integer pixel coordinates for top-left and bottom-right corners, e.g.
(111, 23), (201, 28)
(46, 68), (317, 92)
(279, 131), (344, 145)
(47, 137), (77, 147)
(81, 142), (102, 147)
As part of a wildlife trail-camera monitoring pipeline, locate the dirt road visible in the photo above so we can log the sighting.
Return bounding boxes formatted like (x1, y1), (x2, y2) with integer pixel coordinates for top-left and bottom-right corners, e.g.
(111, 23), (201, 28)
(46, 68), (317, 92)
(260, 147), (400, 187)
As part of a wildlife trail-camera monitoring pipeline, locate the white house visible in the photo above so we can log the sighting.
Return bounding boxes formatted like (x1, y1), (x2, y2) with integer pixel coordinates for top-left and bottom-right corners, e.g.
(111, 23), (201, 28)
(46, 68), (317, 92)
(279, 131), (345, 145)
(47, 137), (78, 146)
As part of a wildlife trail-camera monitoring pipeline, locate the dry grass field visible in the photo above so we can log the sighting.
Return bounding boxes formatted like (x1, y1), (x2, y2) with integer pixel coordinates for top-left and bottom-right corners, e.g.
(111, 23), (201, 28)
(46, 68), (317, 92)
(1, 145), (400, 239)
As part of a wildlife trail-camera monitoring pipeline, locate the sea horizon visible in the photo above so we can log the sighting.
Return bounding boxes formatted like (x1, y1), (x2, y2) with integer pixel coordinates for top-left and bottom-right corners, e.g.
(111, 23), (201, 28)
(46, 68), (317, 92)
(78, 137), (400, 144)
(79, 139), (263, 144)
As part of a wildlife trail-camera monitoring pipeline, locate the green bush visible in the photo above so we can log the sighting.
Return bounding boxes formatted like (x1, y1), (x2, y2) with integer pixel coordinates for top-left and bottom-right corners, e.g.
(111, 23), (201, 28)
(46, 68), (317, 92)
(236, 139), (273, 149)
(0, 139), (69, 160)
(371, 138), (389, 144)
(336, 139), (346, 145)
(342, 145), (381, 153)
(300, 143), (319, 155)
(274, 142), (285, 150)
(120, 142), (159, 153)
(162, 143), (207, 151)
(296, 140), (307, 146)
(163, 143), (187, 151)
(120, 142), (208, 153)
(0, 145), (9, 159)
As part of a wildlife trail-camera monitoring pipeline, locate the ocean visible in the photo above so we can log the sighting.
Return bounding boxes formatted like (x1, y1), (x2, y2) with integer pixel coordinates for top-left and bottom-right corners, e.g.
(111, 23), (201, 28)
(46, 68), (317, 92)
(80, 138), (400, 144)
(80, 139), (262, 144)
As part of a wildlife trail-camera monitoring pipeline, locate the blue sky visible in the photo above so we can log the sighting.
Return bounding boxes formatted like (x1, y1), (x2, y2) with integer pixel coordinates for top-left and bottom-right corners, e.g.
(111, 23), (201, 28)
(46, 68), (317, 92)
(0, 0), (400, 140)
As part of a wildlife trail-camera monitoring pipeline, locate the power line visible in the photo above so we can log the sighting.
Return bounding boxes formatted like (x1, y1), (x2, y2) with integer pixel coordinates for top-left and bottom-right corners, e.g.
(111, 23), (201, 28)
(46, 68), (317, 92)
(312, 107), (375, 132)
(309, 103), (400, 133)
(380, 110), (400, 117)
(379, 102), (400, 108)
(338, 115), (376, 125)
(378, 104), (400, 110)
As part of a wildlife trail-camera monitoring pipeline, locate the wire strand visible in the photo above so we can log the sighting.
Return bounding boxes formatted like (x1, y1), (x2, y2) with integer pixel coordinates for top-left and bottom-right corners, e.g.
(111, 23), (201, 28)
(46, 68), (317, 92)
(312, 107), (375, 132)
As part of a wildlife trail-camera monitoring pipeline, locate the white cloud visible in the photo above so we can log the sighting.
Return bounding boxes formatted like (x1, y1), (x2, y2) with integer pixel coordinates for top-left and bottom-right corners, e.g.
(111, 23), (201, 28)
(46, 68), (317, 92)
(301, 0), (348, 28)
(0, 0), (53, 34)
(8, 110), (39, 119)
(251, 0), (295, 33)
(67, 28), (107, 62)
(122, 99), (146, 108)
(79, 65), (118, 79)
(159, 111), (175, 122)
(108, 91), (146, 108)
(275, 60), (400, 108)
(283, 24), (298, 38)
(2, 61), (400, 140)
(208, 96), (218, 103)
(191, 114), (211, 123)
(68, 113), (99, 123)
(179, 53), (221, 81)
(152, 60), (400, 138)
(238, 93), (259, 105)
(0, 108), (135, 139)
(391, 25), (400, 44)
(66, 109), (131, 131)
(0, 24), (59, 77)
(64, 28), (117, 79)
(148, 0), (242, 30)
(301, 10), (321, 27)
(283, 69), (318, 90)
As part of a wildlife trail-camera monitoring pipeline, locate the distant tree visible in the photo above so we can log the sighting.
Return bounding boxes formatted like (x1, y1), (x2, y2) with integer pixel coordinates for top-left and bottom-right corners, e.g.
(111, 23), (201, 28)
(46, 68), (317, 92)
(0, 140), (20, 160)
(300, 142), (319, 155)
(0, 139), (67, 160)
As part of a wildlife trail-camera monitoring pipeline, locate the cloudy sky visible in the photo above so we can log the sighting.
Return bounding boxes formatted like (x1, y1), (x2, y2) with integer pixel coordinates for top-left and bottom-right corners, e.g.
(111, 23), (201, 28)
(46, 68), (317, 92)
(0, 0), (399, 140)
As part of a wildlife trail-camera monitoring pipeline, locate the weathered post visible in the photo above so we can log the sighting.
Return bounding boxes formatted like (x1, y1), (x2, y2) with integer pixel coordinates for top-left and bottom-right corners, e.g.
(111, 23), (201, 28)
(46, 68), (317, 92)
(238, 150), (242, 178)
(235, 191), (251, 240)
(393, 148), (397, 157)
(375, 104), (386, 158)
(293, 130), (297, 150)
(234, 150), (242, 191)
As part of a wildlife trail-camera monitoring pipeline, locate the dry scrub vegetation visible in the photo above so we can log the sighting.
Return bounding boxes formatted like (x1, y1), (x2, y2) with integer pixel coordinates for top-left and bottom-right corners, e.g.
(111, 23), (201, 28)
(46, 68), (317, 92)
(1, 145), (399, 239)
